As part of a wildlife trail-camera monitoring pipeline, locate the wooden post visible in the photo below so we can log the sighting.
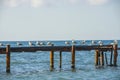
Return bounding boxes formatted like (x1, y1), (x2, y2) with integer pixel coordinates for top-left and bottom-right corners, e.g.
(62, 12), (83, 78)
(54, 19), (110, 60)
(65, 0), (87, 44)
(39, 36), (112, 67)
(71, 45), (75, 69)
(6, 45), (10, 73)
(110, 49), (113, 66)
(113, 44), (118, 66)
(105, 53), (108, 65)
(50, 44), (54, 70)
(59, 51), (62, 68)
(95, 50), (99, 66)
(100, 51), (104, 66)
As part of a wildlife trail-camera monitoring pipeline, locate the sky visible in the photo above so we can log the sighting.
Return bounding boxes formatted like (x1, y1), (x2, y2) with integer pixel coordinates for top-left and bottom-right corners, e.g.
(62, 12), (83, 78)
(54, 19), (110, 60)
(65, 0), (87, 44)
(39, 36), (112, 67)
(0, 0), (120, 41)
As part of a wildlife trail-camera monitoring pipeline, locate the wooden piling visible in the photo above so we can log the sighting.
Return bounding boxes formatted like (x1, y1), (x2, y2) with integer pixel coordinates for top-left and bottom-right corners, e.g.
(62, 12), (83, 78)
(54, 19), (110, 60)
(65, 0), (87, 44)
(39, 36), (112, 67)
(105, 53), (108, 65)
(113, 44), (118, 66)
(110, 49), (113, 66)
(59, 51), (62, 68)
(50, 44), (54, 69)
(50, 50), (54, 69)
(71, 45), (75, 69)
(100, 51), (104, 66)
(6, 45), (10, 73)
(95, 50), (99, 66)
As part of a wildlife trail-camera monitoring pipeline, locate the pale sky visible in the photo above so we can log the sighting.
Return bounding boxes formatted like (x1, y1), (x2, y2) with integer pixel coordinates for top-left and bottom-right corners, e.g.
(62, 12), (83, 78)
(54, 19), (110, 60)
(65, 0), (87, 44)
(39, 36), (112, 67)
(0, 0), (120, 41)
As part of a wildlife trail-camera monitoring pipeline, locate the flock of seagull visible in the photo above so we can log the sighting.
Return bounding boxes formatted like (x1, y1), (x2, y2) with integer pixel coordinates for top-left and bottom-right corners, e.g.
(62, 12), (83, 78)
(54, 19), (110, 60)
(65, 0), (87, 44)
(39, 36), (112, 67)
(17, 41), (53, 46)
(65, 40), (103, 45)
(0, 41), (53, 46)
(0, 40), (118, 47)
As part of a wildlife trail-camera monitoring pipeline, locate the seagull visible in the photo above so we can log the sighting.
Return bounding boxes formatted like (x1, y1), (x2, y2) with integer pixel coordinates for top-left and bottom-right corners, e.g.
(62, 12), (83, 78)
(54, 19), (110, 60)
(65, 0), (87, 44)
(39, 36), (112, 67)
(0, 42), (3, 46)
(40, 42), (45, 46)
(114, 40), (118, 44)
(72, 40), (76, 45)
(81, 40), (86, 44)
(17, 42), (22, 46)
(47, 42), (52, 46)
(98, 41), (103, 46)
(65, 41), (70, 45)
(91, 40), (96, 45)
(110, 43), (114, 45)
(28, 41), (34, 46)
(36, 41), (40, 45)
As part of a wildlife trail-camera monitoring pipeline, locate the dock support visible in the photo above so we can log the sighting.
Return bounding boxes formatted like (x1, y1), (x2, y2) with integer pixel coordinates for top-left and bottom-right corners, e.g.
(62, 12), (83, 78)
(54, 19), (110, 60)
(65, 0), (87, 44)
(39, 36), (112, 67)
(6, 45), (10, 73)
(50, 51), (54, 69)
(59, 51), (62, 68)
(110, 49), (113, 66)
(100, 51), (104, 66)
(50, 50), (54, 70)
(105, 53), (108, 65)
(95, 50), (99, 66)
(50, 44), (54, 70)
(113, 44), (118, 66)
(71, 45), (75, 69)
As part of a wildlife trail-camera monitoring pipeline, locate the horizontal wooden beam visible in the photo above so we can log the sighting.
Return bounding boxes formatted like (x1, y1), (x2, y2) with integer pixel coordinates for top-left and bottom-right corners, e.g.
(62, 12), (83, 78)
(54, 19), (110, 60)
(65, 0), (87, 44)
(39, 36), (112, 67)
(0, 45), (115, 53)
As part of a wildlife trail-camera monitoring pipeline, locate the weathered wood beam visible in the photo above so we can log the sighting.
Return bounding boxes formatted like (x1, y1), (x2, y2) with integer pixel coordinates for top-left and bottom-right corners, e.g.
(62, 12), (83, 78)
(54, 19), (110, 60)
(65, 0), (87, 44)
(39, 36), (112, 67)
(0, 45), (114, 53)
(6, 45), (10, 73)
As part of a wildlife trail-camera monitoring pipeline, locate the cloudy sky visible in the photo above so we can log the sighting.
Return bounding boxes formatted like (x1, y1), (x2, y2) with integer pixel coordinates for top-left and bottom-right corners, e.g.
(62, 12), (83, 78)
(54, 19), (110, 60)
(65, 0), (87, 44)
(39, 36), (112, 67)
(0, 0), (120, 41)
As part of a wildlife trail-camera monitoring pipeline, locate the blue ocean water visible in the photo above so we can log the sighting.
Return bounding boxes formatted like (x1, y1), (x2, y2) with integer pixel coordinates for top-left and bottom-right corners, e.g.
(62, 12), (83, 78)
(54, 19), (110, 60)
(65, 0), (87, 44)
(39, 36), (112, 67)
(0, 40), (120, 80)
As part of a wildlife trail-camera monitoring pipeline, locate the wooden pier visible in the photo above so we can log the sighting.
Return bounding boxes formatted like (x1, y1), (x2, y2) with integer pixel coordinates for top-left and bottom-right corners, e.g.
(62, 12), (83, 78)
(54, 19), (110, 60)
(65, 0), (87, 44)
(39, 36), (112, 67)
(0, 44), (119, 72)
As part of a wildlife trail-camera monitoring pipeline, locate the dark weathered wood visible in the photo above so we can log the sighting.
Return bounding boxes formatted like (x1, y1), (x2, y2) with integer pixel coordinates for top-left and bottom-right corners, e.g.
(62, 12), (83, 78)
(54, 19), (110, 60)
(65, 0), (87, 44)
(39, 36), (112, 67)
(110, 49), (113, 66)
(71, 45), (75, 69)
(50, 44), (54, 70)
(95, 50), (99, 66)
(113, 44), (118, 66)
(59, 51), (62, 68)
(118, 48), (120, 50)
(0, 45), (114, 53)
(0, 48), (6, 54)
(6, 45), (10, 73)
(100, 51), (104, 66)
(50, 50), (54, 69)
(105, 53), (108, 65)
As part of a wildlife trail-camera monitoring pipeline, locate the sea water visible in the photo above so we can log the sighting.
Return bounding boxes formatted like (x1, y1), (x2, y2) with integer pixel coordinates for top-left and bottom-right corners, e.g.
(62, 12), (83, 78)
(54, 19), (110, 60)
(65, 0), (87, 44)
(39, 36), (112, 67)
(0, 40), (120, 80)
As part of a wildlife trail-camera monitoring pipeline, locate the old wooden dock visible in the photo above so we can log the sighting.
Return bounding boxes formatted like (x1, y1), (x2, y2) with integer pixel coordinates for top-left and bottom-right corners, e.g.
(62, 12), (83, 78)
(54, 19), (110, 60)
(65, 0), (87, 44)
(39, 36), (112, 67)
(0, 44), (119, 72)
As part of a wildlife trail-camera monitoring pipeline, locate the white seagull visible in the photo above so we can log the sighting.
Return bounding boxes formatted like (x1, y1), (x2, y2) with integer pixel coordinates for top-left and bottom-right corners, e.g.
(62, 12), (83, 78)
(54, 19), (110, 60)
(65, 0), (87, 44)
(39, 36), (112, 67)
(47, 42), (52, 46)
(114, 40), (118, 44)
(72, 40), (76, 44)
(98, 41), (103, 46)
(81, 40), (86, 44)
(17, 42), (22, 46)
(28, 41), (34, 46)
(40, 42), (45, 46)
(91, 40), (96, 45)
(65, 41), (70, 45)
(0, 42), (3, 46)
(36, 41), (40, 45)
